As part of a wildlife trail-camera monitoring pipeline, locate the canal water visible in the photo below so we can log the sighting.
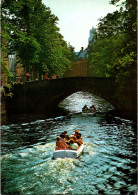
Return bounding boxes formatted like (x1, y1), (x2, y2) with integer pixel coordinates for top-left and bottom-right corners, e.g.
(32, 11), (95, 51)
(1, 92), (137, 194)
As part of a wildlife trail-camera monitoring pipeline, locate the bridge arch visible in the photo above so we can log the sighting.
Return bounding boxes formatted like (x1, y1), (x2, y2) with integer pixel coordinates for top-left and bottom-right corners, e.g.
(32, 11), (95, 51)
(6, 77), (115, 115)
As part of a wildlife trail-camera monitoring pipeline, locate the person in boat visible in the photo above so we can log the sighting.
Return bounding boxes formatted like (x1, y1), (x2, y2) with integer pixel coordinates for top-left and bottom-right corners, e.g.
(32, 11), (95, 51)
(60, 131), (68, 139)
(76, 134), (83, 146)
(75, 129), (79, 135)
(60, 132), (64, 136)
(59, 132), (66, 139)
(71, 136), (77, 143)
(89, 105), (96, 113)
(71, 129), (79, 138)
(64, 134), (70, 145)
(69, 139), (78, 150)
(78, 132), (82, 138)
(82, 105), (89, 112)
(56, 136), (66, 149)
(64, 131), (67, 135)
(60, 133), (67, 141)
(78, 133), (83, 140)
(70, 135), (82, 147)
(72, 130), (83, 142)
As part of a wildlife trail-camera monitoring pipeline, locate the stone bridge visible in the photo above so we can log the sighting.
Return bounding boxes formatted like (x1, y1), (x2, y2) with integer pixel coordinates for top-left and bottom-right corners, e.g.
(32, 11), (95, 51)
(6, 77), (136, 121)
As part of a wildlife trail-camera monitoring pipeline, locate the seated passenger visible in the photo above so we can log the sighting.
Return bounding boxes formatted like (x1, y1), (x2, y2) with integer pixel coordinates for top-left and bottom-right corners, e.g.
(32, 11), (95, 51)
(56, 136), (66, 149)
(72, 130), (79, 138)
(75, 129), (79, 136)
(82, 105), (89, 112)
(64, 131), (67, 135)
(89, 105), (96, 112)
(76, 135), (83, 146)
(69, 139), (78, 150)
(60, 132), (65, 137)
(64, 134), (70, 145)
(60, 133), (68, 147)
(78, 133), (82, 140)
(60, 133), (65, 139)
(72, 136), (78, 144)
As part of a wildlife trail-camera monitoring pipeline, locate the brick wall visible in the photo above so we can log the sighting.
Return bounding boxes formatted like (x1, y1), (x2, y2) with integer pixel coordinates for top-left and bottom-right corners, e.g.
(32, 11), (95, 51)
(63, 59), (88, 77)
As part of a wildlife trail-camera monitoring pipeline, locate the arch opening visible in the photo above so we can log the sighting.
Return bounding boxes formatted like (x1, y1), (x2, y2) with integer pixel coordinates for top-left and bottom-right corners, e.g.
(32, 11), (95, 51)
(58, 91), (114, 114)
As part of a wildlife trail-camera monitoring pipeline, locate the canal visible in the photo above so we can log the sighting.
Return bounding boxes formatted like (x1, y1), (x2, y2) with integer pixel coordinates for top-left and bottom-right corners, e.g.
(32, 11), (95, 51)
(1, 91), (137, 194)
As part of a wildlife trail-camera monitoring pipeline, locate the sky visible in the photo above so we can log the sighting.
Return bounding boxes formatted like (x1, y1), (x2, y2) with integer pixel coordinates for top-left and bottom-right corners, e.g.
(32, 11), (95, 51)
(42, 0), (119, 52)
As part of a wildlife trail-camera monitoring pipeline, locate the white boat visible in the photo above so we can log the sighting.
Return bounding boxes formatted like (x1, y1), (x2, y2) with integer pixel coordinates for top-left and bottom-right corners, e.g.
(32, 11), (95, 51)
(82, 112), (96, 116)
(52, 144), (84, 159)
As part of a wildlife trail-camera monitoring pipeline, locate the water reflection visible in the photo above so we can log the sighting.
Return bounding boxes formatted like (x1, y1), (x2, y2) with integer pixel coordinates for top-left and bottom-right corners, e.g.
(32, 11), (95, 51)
(1, 91), (137, 194)
(59, 91), (114, 113)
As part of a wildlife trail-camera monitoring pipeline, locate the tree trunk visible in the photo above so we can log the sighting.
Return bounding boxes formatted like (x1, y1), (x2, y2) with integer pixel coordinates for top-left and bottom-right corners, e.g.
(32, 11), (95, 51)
(32, 65), (36, 80)
(25, 6), (29, 81)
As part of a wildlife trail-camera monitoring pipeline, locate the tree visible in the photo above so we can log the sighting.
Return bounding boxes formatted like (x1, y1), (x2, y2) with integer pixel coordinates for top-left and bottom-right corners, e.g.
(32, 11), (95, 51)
(1, 0), (72, 81)
(88, 0), (137, 81)
(2, 0), (41, 80)
(87, 0), (137, 118)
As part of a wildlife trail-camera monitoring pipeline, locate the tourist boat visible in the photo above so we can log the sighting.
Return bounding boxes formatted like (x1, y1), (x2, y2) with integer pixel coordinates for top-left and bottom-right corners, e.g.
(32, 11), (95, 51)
(52, 144), (84, 159)
(82, 106), (96, 116)
(82, 111), (96, 116)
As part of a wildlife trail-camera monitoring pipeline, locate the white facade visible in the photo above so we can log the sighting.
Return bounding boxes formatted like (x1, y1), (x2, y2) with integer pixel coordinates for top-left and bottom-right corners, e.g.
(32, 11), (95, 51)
(8, 54), (16, 76)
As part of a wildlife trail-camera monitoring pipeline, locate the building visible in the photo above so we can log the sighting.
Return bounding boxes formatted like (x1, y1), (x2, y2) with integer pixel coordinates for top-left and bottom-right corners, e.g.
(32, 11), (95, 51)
(8, 55), (16, 80)
(88, 26), (95, 44)
(1, 31), (25, 84)
(8, 54), (25, 82)
(77, 47), (88, 60)
(63, 59), (88, 78)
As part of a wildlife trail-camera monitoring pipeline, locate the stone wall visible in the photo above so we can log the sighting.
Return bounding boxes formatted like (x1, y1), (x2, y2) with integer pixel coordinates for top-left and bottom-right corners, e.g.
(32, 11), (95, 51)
(4, 77), (137, 122)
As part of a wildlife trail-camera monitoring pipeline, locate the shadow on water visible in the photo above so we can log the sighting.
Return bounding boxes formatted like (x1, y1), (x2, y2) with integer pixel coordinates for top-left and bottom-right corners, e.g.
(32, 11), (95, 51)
(1, 91), (137, 194)
(2, 106), (70, 125)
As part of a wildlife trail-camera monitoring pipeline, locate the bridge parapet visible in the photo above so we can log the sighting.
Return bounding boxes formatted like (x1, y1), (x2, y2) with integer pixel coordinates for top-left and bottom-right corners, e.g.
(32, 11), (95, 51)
(6, 77), (115, 114)
(5, 76), (136, 121)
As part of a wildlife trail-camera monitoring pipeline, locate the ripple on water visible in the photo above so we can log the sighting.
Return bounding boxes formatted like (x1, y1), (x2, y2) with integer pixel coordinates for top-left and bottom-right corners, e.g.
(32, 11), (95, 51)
(1, 92), (137, 194)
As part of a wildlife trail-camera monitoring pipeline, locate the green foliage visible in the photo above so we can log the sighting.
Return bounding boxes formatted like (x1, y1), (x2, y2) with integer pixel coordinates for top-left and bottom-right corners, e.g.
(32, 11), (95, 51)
(88, 0), (137, 82)
(1, 61), (14, 83)
(1, 85), (13, 97)
(2, 0), (73, 79)
(1, 61), (14, 97)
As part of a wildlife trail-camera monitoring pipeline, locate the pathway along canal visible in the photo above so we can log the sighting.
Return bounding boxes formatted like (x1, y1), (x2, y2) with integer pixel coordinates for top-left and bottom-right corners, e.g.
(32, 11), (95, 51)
(1, 92), (137, 194)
